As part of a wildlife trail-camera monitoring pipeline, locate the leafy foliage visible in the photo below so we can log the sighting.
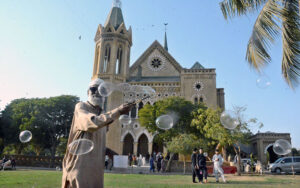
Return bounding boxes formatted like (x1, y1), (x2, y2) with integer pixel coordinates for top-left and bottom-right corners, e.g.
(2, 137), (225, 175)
(138, 97), (202, 144)
(167, 134), (206, 155)
(220, 0), (300, 88)
(0, 95), (79, 158)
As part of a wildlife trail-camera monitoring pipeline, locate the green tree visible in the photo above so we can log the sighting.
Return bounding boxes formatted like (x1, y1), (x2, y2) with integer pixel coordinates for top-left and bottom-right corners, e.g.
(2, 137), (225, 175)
(139, 97), (202, 143)
(191, 106), (262, 175)
(138, 97), (203, 171)
(220, 0), (300, 88)
(167, 134), (206, 174)
(0, 95), (79, 167)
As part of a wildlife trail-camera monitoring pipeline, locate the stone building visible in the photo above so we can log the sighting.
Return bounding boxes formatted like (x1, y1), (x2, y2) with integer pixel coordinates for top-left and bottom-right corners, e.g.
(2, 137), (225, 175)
(91, 2), (225, 156)
(250, 132), (291, 164)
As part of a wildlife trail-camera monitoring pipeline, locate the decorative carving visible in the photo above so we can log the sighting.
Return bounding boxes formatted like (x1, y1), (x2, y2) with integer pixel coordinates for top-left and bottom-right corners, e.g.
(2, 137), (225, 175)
(147, 50), (166, 71)
(193, 81), (204, 92)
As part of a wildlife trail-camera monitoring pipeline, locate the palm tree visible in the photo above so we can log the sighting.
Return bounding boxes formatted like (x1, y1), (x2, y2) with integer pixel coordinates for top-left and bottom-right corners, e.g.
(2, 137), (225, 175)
(220, 0), (300, 88)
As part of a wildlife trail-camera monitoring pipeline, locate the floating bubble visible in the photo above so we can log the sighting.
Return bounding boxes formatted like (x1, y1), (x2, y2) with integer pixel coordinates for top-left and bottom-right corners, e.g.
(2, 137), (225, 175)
(119, 114), (132, 126)
(68, 139), (94, 155)
(220, 110), (239, 130)
(117, 83), (131, 93)
(156, 115), (173, 130)
(204, 152), (208, 157)
(56, 166), (61, 171)
(273, 139), (292, 155)
(142, 86), (156, 97)
(130, 85), (144, 93)
(256, 75), (271, 89)
(98, 82), (116, 97)
(19, 130), (32, 143)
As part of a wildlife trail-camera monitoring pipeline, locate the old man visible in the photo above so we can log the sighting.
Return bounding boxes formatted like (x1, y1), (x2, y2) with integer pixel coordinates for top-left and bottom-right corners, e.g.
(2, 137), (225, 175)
(62, 79), (134, 188)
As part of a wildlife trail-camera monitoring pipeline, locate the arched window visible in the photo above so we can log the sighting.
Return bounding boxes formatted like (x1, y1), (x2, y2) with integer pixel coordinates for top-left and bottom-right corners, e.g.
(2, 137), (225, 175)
(199, 97), (203, 103)
(130, 105), (136, 118)
(138, 101), (144, 110)
(115, 46), (123, 74)
(194, 97), (198, 104)
(103, 44), (111, 73)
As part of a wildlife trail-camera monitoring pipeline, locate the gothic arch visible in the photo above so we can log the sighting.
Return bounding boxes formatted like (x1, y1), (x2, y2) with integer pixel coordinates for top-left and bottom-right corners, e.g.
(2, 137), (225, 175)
(264, 143), (274, 154)
(134, 129), (151, 143)
(121, 130), (135, 142)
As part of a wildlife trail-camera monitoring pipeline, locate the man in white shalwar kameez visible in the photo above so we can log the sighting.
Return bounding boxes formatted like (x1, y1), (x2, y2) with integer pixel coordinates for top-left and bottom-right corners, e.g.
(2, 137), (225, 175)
(62, 78), (134, 188)
(212, 149), (226, 183)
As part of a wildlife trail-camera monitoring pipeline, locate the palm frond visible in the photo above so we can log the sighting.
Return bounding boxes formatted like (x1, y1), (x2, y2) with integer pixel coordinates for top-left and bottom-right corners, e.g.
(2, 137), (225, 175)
(220, 0), (268, 19)
(281, 0), (300, 88)
(246, 0), (283, 70)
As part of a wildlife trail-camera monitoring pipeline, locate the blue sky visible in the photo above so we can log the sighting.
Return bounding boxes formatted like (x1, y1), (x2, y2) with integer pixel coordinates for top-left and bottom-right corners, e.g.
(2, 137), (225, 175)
(0, 0), (299, 148)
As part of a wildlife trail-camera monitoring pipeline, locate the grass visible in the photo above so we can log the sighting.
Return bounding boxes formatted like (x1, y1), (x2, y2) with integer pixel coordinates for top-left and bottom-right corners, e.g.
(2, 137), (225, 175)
(0, 170), (300, 188)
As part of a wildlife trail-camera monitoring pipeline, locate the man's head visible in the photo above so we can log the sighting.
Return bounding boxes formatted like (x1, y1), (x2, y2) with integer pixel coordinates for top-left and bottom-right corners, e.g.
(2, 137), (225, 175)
(88, 78), (104, 107)
(193, 148), (198, 153)
(215, 149), (219, 154)
(199, 148), (203, 154)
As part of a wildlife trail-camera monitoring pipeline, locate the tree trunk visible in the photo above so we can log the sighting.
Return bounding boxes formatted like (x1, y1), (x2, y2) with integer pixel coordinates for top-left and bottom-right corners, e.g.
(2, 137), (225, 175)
(216, 143), (221, 150)
(222, 146), (227, 162)
(183, 155), (186, 174)
(233, 145), (241, 176)
(165, 153), (175, 172)
(50, 145), (56, 168)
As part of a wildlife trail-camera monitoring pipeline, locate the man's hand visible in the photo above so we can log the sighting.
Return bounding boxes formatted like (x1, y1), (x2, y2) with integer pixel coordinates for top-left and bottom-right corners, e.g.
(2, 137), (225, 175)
(118, 102), (135, 115)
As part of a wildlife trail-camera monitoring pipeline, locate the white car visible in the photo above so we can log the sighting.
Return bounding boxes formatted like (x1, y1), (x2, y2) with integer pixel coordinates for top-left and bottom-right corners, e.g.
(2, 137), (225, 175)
(269, 157), (300, 174)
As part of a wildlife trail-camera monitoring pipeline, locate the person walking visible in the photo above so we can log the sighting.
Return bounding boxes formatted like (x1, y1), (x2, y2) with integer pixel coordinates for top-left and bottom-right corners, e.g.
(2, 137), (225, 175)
(198, 148), (208, 184)
(128, 153), (132, 166)
(212, 149), (226, 183)
(157, 154), (162, 172)
(191, 148), (201, 183)
(149, 156), (155, 173)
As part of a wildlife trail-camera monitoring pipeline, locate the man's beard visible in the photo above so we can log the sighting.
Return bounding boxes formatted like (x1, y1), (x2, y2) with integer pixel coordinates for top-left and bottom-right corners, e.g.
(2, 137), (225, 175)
(88, 95), (103, 107)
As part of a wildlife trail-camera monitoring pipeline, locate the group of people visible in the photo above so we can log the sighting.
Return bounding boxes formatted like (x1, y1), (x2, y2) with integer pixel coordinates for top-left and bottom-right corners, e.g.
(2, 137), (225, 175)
(128, 153), (146, 167)
(0, 156), (16, 170)
(149, 152), (166, 173)
(191, 148), (226, 184)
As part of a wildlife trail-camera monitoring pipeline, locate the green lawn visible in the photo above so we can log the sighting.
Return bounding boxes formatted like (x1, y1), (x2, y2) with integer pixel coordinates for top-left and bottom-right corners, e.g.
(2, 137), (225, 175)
(0, 170), (300, 188)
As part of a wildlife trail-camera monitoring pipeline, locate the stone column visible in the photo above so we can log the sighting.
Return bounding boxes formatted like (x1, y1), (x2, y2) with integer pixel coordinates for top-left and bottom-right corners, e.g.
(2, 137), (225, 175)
(120, 141), (124, 155)
(136, 104), (138, 118)
(148, 142), (153, 155)
(133, 142), (138, 155)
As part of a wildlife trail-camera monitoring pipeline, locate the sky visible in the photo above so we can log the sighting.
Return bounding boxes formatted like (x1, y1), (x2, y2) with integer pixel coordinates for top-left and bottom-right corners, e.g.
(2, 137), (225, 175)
(0, 0), (299, 148)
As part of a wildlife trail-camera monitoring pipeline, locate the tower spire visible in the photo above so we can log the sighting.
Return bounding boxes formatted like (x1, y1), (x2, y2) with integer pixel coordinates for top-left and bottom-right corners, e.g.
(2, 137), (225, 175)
(164, 23), (168, 51)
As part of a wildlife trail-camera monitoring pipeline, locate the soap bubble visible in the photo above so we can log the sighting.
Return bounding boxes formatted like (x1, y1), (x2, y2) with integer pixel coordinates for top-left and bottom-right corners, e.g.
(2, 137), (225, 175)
(273, 139), (292, 155)
(220, 110), (239, 130)
(156, 115), (173, 130)
(117, 83), (131, 93)
(130, 85), (143, 93)
(19, 130), (32, 143)
(98, 82), (116, 97)
(142, 86), (156, 97)
(56, 166), (61, 171)
(256, 75), (271, 89)
(204, 152), (208, 157)
(119, 114), (132, 125)
(68, 139), (94, 155)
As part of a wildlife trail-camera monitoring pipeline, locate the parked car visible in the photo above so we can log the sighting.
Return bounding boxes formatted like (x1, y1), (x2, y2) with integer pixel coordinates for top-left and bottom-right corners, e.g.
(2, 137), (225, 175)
(268, 156), (300, 174)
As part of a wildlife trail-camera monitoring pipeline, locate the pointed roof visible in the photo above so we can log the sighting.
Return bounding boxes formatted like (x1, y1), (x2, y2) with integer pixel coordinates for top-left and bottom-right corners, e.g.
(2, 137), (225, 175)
(104, 6), (124, 30)
(164, 32), (168, 51)
(191, 62), (205, 69)
(130, 40), (182, 72)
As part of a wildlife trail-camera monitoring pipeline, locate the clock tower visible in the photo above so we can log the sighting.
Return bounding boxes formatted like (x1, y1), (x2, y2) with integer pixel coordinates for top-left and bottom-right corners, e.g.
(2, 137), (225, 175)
(92, 0), (132, 153)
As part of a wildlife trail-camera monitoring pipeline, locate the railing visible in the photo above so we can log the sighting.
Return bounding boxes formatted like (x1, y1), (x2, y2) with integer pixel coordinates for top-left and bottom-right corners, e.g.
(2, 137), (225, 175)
(7, 155), (63, 168)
